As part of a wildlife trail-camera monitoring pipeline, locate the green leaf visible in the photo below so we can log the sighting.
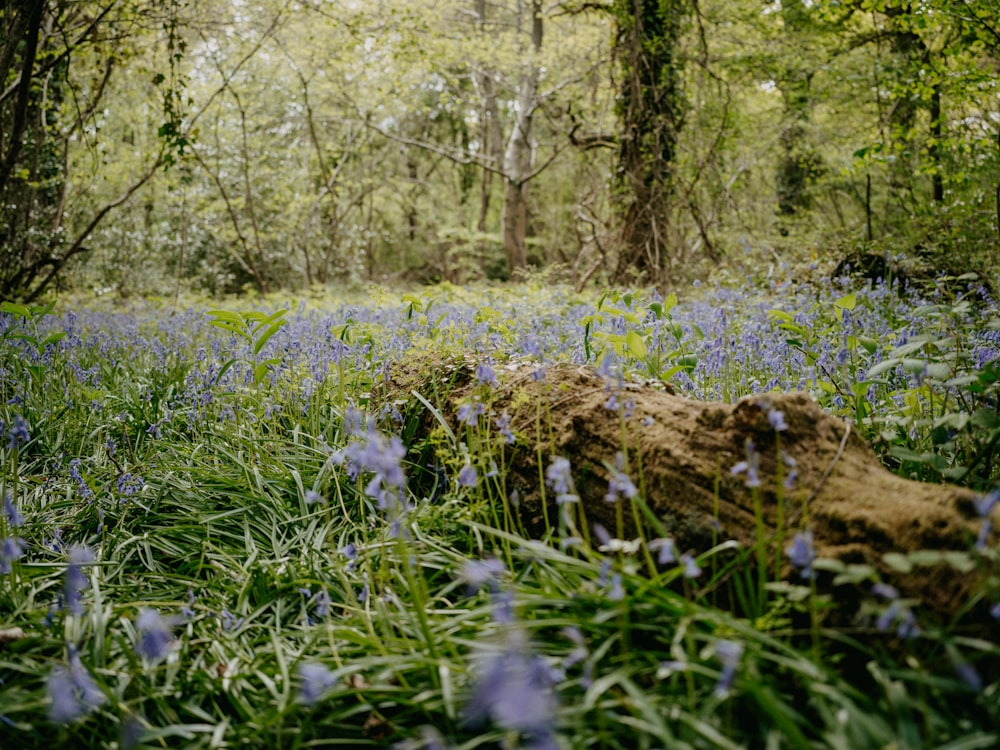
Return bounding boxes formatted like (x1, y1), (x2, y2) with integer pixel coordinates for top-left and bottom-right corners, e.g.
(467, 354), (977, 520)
(626, 329), (647, 359)
(835, 293), (857, 311)
(253, 319), (286, 356)
(882, 553), (913, 573)
(0, 302), (30, 318)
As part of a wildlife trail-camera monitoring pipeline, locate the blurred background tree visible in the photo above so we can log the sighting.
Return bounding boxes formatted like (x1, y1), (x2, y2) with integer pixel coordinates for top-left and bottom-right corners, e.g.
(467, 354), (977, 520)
(1, 0), (996, 301)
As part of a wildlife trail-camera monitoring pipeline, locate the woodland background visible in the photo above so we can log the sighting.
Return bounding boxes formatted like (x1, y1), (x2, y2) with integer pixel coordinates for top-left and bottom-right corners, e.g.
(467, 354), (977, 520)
(1, 0), (999, 302)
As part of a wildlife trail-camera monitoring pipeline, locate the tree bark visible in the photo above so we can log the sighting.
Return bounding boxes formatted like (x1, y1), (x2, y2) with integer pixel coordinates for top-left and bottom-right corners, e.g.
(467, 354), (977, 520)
(500, 0), (543, 273)
(611, 0), (686, 284)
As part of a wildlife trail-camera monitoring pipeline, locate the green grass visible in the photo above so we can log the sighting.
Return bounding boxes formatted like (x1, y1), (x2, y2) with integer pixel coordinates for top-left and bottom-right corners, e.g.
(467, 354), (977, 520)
(1, 280), (998, 748)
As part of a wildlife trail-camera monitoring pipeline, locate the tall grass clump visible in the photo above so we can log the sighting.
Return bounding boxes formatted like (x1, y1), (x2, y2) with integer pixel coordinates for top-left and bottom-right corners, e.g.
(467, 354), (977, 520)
(0, 275), (998, 749)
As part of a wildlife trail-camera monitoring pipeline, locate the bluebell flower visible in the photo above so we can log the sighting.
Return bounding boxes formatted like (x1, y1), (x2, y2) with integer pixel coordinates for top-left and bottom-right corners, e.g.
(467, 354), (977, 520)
(7, 414), (29, 449)
(0, 535), (25, 573)
(458, 463), (478, 488)
(785, 531), (815, 579)
(605, 452), (638, 504)
(730, 440), (761, 488)
(135, 608), (172, 661)
(713, 640), (743, 697)
(496, 412), (516, 444)
(781, 451), (798, 490)
(221, 608), (243, 631)
(298, 662), (337, 705)
(476, 360), (497, 387)
(314, 587), (331, 617)
(3, 492), (23, 527)
(335, 426), (407, 510)
(545, 456), (578, 504)
(181, 590), (196, 620)
(681, 553), (701, 579)
(460, 558), (506, 593)
(974, 491), (998, 518)
(649, 537), (677, 566)
(464, 632), (559, 737)
(304, 489), (322, 505)
(64, 545), (95, 615)
(991, 602), (1000, 620)
(871, 582), (899, 600)
(767, 409), (788, 432)
(875, 601), (901, 631)
(47, 648), (105, 723)
(607, 573), (625, 601)
(457, 399), (485, 427)
(492, 589), (515, 624)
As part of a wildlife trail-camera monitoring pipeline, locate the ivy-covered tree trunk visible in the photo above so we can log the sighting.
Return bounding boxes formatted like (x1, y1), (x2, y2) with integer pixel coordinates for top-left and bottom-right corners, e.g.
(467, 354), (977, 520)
(611, 0), (686, 285)
(775, 0), (820, 223)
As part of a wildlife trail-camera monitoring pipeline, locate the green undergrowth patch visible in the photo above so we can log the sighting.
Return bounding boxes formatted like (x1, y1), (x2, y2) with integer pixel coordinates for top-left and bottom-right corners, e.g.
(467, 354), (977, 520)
(1, 281), (999, 748)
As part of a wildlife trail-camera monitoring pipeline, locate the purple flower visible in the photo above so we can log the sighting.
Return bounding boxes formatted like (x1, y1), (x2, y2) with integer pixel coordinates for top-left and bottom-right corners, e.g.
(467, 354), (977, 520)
(304, 489), (322, 505)
(221, 608), (243, 631)
(457, 400), (485, 427)
(458, 463), (478, 488)
(0, 535), (25, 573)
(64, 545), (95, 615)
(605, 452), (638, 504)
(135, 608), (172, 661)
(650, 537), (677, 566)
(7, 414), (29, 449)
(607, 573), (625, 601)
(713, 640), (743, 697)
(496, 412), (516, 444)
(476, 360), (497, 387)
(3, 492), (23, 527)
(785, 531), (815, 578)
(767, 409), (788, 432)
(545, 456), (578, 504)
(47, 649), (106, 723)
(974, 491), (998, 518)
(181, 590), (196, 620)
(681, 553), (701, 579)
(335, 427), (407, 510)
(461, 558), (506, 593)
(298, 662), (337, 705)
(730, 440), (761, 488)
(464, 633), (558, 736)
(871, 582), (899, 601)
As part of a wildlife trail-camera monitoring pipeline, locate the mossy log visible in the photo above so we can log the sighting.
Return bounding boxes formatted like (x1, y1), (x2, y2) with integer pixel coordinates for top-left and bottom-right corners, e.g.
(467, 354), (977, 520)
(385, 358), (997, 628)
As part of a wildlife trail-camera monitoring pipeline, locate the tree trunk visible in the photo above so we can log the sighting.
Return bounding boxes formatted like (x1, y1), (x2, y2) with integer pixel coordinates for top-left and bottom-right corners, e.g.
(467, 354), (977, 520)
(611, 0), (686, 285)
(500, 0), (543, 273)
(775, 0), (818, 223)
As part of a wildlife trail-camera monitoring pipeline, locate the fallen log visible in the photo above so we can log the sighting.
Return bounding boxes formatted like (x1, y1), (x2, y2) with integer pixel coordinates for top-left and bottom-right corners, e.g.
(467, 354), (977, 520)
(386, 357), (997, 628)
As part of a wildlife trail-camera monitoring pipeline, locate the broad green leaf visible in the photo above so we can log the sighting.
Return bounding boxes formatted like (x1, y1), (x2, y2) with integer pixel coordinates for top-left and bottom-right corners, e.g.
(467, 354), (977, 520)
(626, 329), (647, 359)
(835, 293), (857, 311)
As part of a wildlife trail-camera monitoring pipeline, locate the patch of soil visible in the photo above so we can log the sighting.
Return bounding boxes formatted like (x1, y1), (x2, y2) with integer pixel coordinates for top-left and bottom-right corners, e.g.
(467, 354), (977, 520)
(383, 357), (997, 628)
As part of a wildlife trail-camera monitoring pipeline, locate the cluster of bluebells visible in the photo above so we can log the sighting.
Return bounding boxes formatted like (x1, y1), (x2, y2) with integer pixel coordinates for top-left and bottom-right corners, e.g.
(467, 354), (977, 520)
(334, 412), (408, 513)
(459, 559), (559, 750)
(871, 583), (920, 639)
(47, 647), (106, 724)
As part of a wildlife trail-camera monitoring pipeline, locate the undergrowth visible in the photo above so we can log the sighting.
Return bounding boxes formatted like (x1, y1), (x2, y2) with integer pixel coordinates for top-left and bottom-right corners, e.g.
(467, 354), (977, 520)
(1, 276), (998, 748)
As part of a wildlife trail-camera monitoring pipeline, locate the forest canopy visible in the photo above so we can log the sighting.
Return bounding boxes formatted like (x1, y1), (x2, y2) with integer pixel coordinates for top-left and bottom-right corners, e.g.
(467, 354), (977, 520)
(1, 0), (998, 301)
